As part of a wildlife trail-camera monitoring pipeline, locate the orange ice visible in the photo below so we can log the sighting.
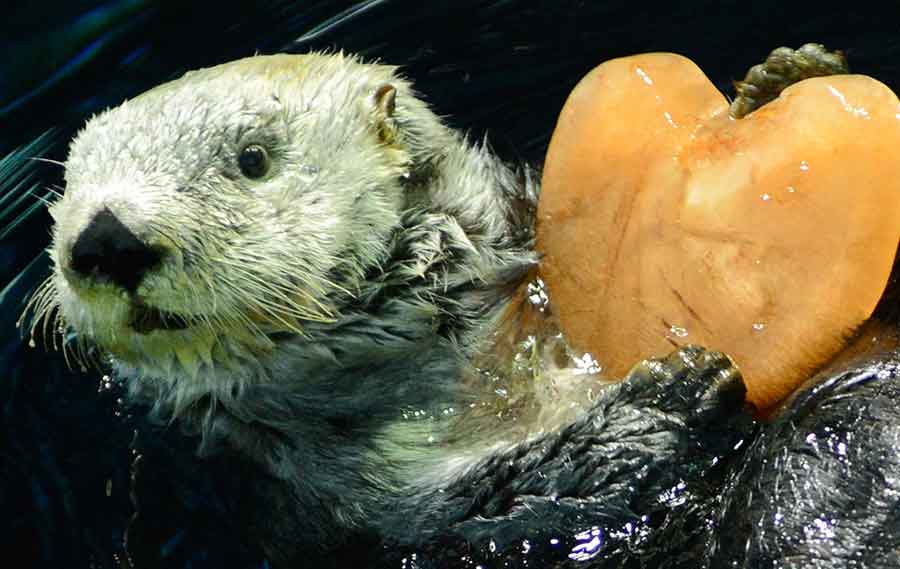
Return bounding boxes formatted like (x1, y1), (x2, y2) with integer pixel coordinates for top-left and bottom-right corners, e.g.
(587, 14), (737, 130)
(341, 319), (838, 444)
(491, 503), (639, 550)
(537, 53), (900, 411)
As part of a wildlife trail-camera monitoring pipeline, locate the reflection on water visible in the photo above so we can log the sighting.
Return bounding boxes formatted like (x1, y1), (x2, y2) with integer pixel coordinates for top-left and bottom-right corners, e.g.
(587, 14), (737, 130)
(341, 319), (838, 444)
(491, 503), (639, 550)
(568, 527), (603, 562)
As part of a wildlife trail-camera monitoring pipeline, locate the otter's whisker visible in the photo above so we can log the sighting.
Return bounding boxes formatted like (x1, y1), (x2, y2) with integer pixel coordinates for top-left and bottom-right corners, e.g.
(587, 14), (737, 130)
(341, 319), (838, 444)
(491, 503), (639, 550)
(51, 310), (63, 352)
(19, 275), (59, 347)
(28, 156), (65, 168)
(31, 192), (55, 207)
(217, 262), (336, 322)
(59, 332), (74, 370)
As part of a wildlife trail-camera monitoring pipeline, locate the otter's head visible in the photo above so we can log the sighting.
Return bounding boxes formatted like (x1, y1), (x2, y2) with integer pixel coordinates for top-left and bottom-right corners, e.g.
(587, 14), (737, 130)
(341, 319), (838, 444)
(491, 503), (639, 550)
(28, 53), (451, 382)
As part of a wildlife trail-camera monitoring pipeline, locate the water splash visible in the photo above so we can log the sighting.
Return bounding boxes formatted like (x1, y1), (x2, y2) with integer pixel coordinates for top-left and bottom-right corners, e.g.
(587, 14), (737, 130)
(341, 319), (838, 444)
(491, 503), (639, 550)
(668, 324), (689, 338)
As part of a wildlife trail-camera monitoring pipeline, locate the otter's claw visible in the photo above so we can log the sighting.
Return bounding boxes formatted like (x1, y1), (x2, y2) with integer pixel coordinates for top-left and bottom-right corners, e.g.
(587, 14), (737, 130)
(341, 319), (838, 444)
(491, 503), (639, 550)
(620, 345), (747, 423)
(730, 43), (848, 118)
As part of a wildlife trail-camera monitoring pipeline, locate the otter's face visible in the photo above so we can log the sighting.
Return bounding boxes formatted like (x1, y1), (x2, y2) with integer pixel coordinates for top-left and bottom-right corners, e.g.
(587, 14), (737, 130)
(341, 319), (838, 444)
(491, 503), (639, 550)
(32, 54), (412, 379)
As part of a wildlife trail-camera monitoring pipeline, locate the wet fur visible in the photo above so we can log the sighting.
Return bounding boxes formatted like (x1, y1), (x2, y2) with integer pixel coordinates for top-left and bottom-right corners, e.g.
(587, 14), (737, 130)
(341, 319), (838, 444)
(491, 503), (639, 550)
(39, 52), (542, 549)
(33, 53), (752, 567)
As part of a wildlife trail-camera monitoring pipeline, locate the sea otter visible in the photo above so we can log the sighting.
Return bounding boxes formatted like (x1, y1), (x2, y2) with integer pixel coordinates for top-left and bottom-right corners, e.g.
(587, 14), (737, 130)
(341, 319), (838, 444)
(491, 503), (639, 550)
(24, 52), (753, 567)
(21, 48), (900, 569)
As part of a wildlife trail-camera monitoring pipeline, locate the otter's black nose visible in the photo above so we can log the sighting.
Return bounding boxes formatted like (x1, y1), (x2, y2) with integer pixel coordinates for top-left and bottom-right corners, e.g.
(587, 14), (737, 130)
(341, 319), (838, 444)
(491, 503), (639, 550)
(70, 208), (163, 292)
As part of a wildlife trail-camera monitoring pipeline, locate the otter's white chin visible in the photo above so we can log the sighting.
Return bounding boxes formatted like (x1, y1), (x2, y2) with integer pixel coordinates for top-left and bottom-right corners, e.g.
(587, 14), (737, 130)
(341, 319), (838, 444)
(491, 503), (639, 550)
(58, 277), (208, 367)
(56, 277), (132, 341)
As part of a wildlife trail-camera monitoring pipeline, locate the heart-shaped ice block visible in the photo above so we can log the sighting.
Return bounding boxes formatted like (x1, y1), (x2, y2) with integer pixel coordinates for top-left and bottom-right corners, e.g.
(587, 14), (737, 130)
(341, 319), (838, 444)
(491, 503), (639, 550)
(538, 53), (900, 410)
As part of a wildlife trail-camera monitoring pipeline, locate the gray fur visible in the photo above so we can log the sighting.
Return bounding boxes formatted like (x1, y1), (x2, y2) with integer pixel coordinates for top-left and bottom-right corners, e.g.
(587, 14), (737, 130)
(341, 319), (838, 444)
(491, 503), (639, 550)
(37, 52), (542, 549)
(32, 53), (751, 568)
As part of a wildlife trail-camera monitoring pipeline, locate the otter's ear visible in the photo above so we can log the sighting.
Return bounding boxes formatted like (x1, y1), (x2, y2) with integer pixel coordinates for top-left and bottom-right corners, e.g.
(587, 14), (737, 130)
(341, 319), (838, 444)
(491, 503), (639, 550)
(371, 84), (398, 144)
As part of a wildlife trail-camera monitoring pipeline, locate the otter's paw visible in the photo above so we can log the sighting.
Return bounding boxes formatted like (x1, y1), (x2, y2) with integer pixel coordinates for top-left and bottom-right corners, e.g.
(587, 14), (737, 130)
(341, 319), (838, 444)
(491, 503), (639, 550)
(619, 345), (747, 423)
(730, 43), (848, 118)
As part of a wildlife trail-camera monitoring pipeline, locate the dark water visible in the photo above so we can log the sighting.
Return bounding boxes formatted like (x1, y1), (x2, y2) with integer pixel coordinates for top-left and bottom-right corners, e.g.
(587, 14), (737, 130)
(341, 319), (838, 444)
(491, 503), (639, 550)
(3, 1), (900, 568)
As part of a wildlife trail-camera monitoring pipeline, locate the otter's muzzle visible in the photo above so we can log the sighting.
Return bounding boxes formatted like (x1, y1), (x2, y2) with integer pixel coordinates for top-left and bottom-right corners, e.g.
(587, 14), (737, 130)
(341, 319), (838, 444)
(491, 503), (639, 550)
(69, 207), (164, 293)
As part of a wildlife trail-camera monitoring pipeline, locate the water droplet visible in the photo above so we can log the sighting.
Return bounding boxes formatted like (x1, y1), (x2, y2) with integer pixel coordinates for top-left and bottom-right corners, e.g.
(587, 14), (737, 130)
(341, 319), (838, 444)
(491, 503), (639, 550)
(106, 479), (113, 497)
(668, 324), (689, 338)
(298, 164), (320, 183)
(573, 353), (601, 375)
(663, 111), (678, 128)
(569, 527), (604, 562)
(489, 539), (497, 553)
(786, 185), (796, 193)
(799, 160), (809, 171)
(635, 67), (654, 85)
(526, 278), (549, 310)
(752, 322), (766, 332)
(760, 193), (771, 201)
(27, 338), (36, 348)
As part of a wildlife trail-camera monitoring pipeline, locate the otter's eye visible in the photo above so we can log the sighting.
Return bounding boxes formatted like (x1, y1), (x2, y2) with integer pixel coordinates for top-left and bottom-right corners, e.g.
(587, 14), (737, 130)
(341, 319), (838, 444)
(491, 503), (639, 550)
(238, 144), (270, 179)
